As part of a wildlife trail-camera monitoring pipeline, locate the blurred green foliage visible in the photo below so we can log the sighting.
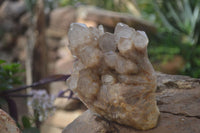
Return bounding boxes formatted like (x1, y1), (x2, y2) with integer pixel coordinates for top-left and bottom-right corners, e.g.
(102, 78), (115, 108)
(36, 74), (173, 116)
(148, 33), (181, 63)
(25, 0), (57, 16)
(21, 116), (40, 133)
(152, 0), (200, 44)
(25, 0), (37, 14)
(136, 0), (200, 78)
(0, 60), (41, 132)
(22, 116), (32, 129)
(59, 0), (130, 12)
(0, 60), (23, 91)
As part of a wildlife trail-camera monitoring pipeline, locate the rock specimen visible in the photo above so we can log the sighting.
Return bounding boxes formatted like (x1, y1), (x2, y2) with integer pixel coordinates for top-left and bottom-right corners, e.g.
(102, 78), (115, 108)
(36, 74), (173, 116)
(67, 22), (160, 130)
(63, 73), (200, 133)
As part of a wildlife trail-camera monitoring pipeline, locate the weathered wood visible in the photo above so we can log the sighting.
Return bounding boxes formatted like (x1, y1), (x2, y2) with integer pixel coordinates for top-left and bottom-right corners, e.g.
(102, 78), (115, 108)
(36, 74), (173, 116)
(32, 0), (48, 83)
(77, 6), (156, 34)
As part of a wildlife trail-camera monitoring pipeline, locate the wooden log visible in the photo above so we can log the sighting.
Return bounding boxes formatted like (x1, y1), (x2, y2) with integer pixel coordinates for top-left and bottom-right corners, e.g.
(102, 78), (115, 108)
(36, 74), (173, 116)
(77, 6), (156, 34)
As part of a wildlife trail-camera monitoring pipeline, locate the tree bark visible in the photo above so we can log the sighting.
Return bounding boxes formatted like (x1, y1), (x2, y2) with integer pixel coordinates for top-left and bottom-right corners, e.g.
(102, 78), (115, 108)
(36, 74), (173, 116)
(32, 0), (48, 84)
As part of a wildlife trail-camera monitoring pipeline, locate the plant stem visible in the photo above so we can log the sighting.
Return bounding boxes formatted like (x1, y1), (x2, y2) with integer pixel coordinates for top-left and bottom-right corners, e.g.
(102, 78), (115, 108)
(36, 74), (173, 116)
(0, 74), (70, 95)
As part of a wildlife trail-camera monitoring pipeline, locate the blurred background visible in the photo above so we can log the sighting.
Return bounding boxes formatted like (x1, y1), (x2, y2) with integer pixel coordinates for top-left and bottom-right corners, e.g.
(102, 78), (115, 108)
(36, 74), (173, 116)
(0, 0), (199, 132)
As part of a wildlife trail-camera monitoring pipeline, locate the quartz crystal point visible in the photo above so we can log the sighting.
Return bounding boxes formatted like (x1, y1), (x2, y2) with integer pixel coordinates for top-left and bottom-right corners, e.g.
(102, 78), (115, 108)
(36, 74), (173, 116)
(67, 23), (160, 130)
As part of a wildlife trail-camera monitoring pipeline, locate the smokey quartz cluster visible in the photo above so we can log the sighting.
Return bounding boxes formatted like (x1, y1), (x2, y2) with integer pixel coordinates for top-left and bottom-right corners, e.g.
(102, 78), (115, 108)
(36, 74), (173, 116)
(67, 23), (160, 130)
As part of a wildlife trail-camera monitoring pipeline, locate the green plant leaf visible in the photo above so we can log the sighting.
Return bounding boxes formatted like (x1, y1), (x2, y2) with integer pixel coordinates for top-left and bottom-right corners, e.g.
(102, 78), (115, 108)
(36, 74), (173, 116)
(22, 116), (32, 129)
(152, 0), (176, 32)
(0, 59), (6, 64)
(0, 61), (23, 91)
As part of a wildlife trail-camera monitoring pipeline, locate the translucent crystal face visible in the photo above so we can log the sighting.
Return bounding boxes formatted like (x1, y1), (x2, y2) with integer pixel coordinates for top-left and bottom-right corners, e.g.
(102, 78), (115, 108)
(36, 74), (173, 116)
(99, 32), (116, 52)
(67, 22), (159, 130)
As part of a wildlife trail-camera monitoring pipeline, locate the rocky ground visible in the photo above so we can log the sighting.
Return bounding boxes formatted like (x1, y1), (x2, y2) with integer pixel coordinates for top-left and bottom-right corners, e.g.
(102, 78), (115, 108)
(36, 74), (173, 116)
(41, 110), (84, 133)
